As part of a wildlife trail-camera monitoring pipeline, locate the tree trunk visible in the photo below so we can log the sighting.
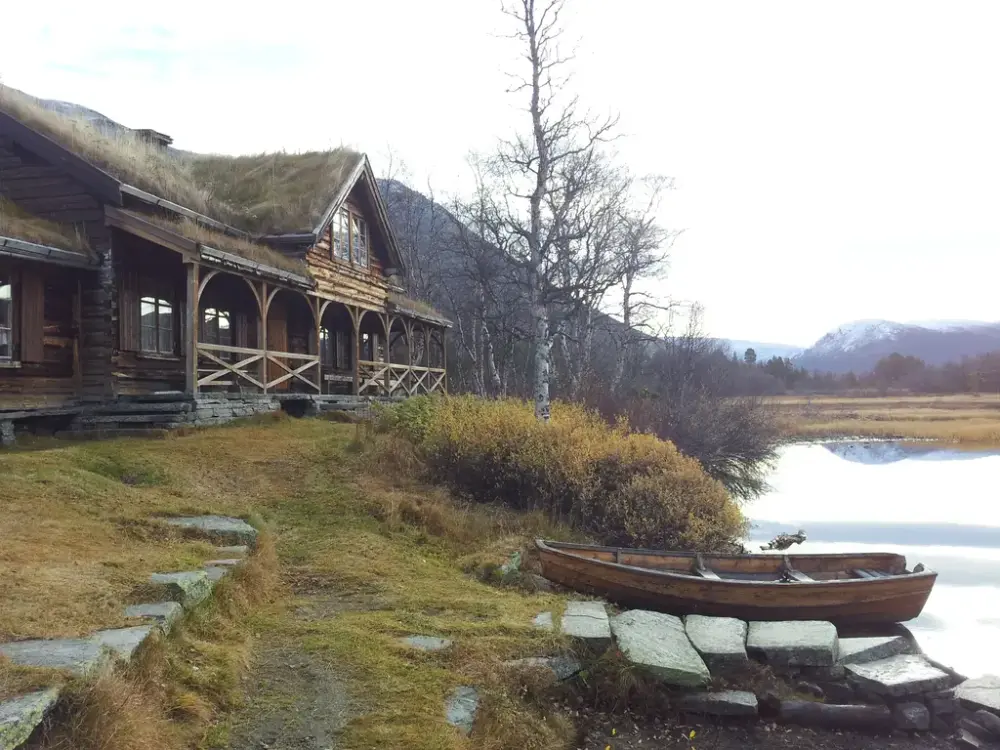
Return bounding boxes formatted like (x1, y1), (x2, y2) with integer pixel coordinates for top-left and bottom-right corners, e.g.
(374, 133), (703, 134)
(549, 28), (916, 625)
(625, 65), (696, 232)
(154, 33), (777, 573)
(532, 298), (551, 421)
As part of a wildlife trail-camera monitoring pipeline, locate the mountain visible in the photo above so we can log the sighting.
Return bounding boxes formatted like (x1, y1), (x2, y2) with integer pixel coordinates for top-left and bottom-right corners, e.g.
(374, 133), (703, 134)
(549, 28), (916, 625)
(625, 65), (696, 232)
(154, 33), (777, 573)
(796, 319), (1000, 373)
(723, 339), (805, 361)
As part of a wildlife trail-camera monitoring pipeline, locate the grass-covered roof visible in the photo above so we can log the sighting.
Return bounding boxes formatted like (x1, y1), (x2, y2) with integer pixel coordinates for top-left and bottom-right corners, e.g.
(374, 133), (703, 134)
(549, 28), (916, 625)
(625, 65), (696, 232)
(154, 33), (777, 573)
(0, 85), (363, 236)
(0, 197), (92, 255)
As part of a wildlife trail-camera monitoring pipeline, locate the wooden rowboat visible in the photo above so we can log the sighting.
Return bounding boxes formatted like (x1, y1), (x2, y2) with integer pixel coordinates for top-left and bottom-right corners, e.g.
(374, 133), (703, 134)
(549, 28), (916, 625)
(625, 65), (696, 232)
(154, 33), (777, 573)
(535, 539), (937, 625)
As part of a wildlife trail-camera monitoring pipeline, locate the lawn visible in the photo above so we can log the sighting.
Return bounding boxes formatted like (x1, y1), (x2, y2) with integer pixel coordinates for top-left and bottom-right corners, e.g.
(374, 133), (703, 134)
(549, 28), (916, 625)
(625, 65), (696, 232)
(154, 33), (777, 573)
(773, 393), (1000, 445)
(0, 416), (581, 750)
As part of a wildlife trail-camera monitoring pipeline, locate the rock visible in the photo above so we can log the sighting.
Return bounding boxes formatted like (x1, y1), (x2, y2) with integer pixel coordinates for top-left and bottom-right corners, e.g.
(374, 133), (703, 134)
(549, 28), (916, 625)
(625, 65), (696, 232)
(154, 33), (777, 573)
(822, 682), (858, 704)
(0, 626), (153, 676)
(560, 601), (611, 647)
(959, 717), (994, 743)
(845, 654), (951, 698)
(148, 571), (213, 609)
(795, 681), (825, 700)
(779, 701), (893, 731)
(504, 655), (581, 681)
(610, 610), (709, 687)
(215, 545), (249, 557)
(0, 688), (60, 750)
(956, 728), (987, 749)
(532, 612), (553, 631)
(893, 702), (930, 731)
(204, 566), (230, 582)
(125, 602), (183, 632)
(678, 690), (758, 717)
(683, 615), (748, 675)
(928, 695), (958, 717)
(521, 573), (555, 593)
(958, 675), (1000, 713)
(758, 689), (782, 717)
(746, 620), (838, 667)
(162, 515), (257, 546)
(91, 626), (154, 661)
(445, 686), (479, 735)
(973, 710), (1000, 738)
(400, 636), (452, 652)
(838, 636), (912, 665)
(203, 558), (242, 568)
(930, 715), (950, 733)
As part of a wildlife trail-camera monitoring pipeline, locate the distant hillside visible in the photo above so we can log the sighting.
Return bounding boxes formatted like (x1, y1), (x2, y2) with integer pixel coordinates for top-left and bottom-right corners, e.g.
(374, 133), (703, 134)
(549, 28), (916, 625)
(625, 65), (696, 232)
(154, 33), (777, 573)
(796, 319), (1000, 373)
(723, 339), (805, 361)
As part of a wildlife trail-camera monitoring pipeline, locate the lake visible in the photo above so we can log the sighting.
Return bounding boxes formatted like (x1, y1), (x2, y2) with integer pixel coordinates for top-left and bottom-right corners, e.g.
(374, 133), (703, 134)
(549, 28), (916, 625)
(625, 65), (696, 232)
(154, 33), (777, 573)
(745, 440), (1000, 679)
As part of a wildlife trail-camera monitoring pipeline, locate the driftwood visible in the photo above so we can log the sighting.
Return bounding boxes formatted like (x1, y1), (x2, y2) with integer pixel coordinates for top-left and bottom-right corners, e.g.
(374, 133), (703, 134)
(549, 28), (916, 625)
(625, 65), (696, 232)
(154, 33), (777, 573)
(779, 701), (893, 730)
(761, 529), (807, 551)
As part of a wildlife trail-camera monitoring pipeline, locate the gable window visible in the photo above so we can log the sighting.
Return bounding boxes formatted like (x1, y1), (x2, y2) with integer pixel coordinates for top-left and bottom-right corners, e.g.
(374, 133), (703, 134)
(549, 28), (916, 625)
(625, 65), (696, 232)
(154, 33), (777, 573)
(332, 208), (351, 262)
(140, 281), (174, 355)
(330, 206), (369, 268)
(352, 215), (368, 266)
(0, 276), (11, 361)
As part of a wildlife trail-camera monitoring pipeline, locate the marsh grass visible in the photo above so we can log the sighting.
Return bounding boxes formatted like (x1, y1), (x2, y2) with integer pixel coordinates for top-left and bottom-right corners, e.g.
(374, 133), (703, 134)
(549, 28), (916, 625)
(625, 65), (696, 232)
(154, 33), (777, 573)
(776, 394), (1000, 445)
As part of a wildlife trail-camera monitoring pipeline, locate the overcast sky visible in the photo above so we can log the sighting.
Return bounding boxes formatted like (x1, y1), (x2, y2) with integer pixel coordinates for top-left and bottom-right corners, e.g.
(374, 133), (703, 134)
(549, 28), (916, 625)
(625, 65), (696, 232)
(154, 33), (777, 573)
(5, 1), (1000, 346)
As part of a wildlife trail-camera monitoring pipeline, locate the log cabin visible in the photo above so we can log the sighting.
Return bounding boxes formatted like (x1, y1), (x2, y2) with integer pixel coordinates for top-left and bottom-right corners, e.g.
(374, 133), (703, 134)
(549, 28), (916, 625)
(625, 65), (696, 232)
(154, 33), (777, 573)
(0, 86), (449, 444)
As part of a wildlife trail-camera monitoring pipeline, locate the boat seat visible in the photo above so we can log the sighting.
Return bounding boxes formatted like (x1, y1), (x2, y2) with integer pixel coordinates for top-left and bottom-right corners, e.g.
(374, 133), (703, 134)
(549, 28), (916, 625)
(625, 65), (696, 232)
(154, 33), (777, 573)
(853, 568), (887, 579)
(782, 555), (814, 582)
(694, 553), (722, 580)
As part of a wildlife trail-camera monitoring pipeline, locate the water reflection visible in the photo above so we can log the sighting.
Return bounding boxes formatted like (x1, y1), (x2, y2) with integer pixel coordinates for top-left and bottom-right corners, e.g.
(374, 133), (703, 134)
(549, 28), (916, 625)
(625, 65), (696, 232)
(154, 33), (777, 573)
(746, 441), (1000, 678)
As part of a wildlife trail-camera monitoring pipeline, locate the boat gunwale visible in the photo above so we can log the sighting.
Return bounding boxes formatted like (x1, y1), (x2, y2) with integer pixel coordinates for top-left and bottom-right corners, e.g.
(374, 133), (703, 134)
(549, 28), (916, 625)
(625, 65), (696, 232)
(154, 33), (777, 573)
(535, 539), (938, 589)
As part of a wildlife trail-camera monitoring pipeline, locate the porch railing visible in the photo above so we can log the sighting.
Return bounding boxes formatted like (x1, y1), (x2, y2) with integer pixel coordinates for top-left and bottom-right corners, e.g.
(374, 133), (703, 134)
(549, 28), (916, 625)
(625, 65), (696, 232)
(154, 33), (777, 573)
(358, 359), (446, 397)
(197, 343), (320, 393)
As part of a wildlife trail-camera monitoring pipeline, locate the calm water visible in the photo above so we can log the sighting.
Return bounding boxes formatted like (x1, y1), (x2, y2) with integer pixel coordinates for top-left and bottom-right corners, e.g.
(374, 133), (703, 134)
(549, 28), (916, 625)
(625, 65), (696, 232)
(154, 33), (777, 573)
(745, 441), (1000, 678)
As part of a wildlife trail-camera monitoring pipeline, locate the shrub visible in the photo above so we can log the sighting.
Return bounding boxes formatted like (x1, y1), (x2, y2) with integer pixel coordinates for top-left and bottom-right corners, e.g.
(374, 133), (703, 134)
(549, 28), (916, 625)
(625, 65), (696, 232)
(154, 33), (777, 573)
(371, 396), (746, 551)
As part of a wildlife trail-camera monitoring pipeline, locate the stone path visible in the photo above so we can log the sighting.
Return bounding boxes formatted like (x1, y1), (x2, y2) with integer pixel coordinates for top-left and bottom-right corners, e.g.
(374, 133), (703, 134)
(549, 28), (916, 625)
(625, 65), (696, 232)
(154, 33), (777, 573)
(0, 517), (253, 750)
(746, 620), (838, 666)
(684, 614), (748, 674)
(610, 610), (710, 687)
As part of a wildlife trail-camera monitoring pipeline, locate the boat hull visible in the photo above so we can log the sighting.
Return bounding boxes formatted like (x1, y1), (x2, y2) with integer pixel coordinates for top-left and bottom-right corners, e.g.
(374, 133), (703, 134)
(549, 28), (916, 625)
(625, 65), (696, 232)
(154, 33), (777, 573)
(536, 541), (936, 625)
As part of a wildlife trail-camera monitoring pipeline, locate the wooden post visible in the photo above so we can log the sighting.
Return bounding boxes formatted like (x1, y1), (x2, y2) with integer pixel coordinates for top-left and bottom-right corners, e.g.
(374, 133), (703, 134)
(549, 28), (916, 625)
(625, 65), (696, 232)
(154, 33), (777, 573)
(72, 278), (82, 397)
(405, 320), (414, 395)
(184, 262), (199, 396)
(314, 296), (323, 394)
(260, 281), (268, 393)
(442, 327), (448, 394)
(351, 306), (361, 396)
(382, 313), (391, 397)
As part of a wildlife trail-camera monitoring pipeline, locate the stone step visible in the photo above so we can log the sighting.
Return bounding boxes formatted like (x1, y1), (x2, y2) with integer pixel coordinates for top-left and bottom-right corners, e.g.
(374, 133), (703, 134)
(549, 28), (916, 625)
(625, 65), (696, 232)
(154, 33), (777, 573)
(845, 654), (952, 697)
(610, 610), (710, 687)
(837, 635), (914, 665)
(559, 601), (611, 647)
(161, 516), (258, 546)
(0, 688), (60, 750)
(746, 620), (838, 667)
(684, 614), (748, 675)
(679, 690), (757, 716)
(957, 675), (1000, 713)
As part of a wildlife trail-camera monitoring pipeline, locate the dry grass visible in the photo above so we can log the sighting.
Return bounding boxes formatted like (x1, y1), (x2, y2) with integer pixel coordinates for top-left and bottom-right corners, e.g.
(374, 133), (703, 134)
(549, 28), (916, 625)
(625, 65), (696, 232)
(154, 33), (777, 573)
(0, 85), (361, 235)
(0, 417), (589, 749)
(131, 210), (306, 274)
(0, 197), (91, 254)
(187, 150), (363, 235)
(775, 394), (1000, 445)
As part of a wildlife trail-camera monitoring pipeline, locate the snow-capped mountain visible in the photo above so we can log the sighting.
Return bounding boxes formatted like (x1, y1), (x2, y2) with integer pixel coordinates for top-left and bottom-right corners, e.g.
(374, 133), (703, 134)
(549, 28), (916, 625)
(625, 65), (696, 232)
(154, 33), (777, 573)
(796, 319), (1000, 373)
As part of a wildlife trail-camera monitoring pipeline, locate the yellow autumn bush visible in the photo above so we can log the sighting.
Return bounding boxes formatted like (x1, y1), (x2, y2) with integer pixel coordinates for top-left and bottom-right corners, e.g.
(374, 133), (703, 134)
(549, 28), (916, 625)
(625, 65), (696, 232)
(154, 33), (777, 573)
(374, 396), (746, 551)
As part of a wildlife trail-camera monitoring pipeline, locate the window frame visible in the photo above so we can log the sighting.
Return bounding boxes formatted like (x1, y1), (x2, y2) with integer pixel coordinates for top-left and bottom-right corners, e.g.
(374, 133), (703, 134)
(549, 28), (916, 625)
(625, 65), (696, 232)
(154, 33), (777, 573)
(138, 280), (176, 357)
(330, 205), (369, 269)
(0, 273), (13, 363)
(201, 307), (234, 350)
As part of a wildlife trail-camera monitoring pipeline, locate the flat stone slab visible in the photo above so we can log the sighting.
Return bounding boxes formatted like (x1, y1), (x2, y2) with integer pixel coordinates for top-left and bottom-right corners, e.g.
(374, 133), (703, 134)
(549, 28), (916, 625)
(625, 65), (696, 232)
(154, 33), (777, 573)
(445, 686), (479, 735)
(560, 601), (611, 646)
(204, 566), (230, 583)
(845, 654), (951, 697)
(957, 675), (1000, 713)
(746, 620), (838, 667)
(684, 615), (748, 674)
(162, 515), (257, 546)
(215, 545), (249, 557)
(504, 656), (582, 681)
(610, 610), (710, 687)
(0, 688), (60, 750)
(148, 571), (213, 609)
(125, 602), (183, 631)
(894, 701), (930, 731)
(838, 635), (912, 665)
(679, 690), (758, 716)
(0, 626), (153, 676)
(532, 612), (553, 631)
(400, 636), (452, 652)
(779, 701), (893, 730)
(203, 559), (241, 567)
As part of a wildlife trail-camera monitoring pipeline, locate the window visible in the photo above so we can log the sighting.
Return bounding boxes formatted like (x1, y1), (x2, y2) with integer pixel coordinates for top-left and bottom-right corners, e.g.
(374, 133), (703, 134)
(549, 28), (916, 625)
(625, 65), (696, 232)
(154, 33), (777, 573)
(0, 276), (11, 361)
(332, 208), (350, 262)
(139, 283), (174, 355)
(330, 207), (368, 267)
(320, 326), (333, 368)
(352, 215), (368, 266)
(202, 308), (232, 350)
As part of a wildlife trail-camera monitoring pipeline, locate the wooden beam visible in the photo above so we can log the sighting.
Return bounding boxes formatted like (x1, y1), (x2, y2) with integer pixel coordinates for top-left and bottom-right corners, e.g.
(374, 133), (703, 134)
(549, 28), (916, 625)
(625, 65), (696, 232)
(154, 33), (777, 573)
(260, 281), (268, 393)
(185, 262), (199, 395)
(350, 306), (361, 396)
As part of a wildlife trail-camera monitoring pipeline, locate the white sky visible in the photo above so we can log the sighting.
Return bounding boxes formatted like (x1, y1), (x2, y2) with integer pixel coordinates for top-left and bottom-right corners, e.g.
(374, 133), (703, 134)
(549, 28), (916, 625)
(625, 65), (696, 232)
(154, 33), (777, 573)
(4, 0), (1000, 345)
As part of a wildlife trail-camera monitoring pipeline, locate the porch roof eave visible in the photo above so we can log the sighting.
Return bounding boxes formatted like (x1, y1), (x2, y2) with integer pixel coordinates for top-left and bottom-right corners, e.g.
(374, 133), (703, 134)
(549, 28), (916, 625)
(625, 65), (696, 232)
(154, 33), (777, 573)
(198, 245), (315, 290)
(0, 235), (97, 269)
